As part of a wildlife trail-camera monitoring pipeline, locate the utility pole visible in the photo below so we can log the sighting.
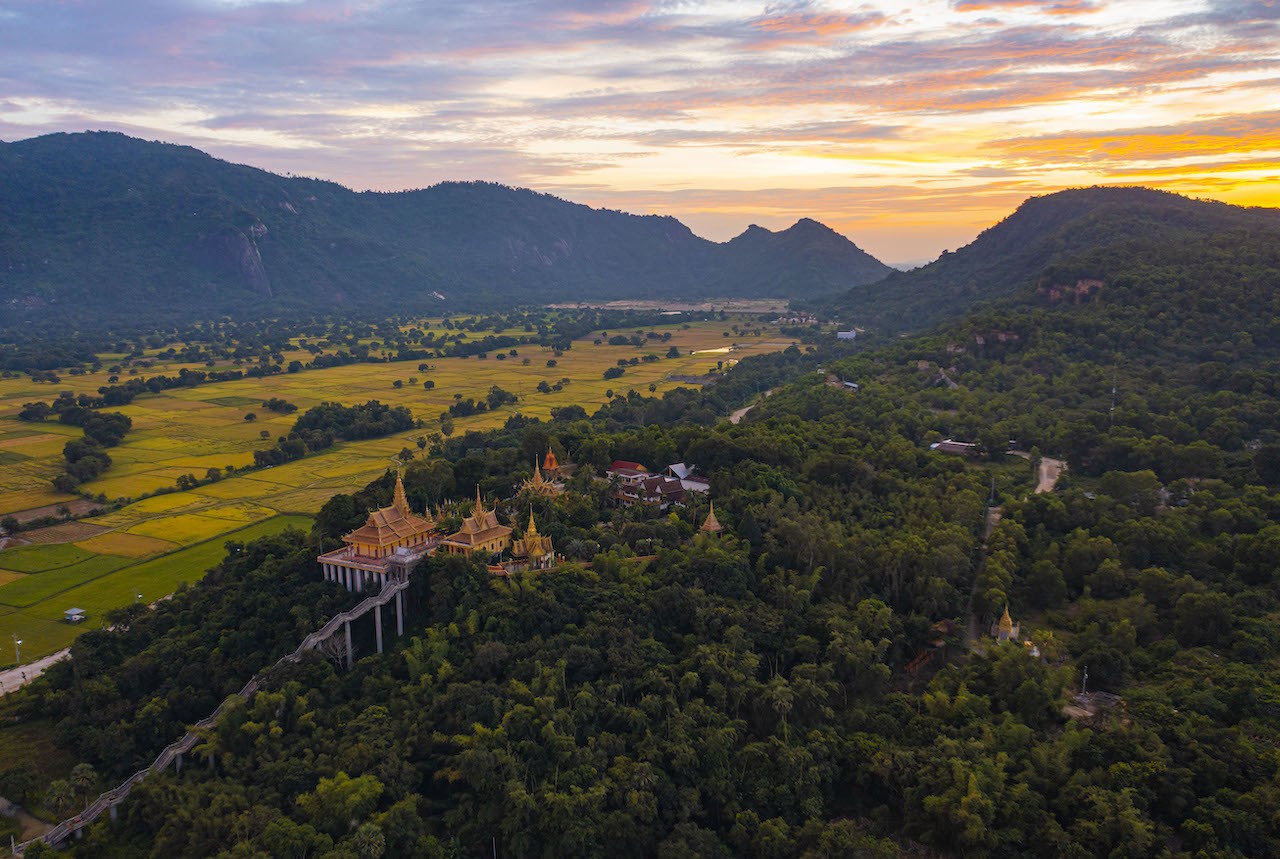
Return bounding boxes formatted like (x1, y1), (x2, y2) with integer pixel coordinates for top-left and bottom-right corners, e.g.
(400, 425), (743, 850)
(1081, 665), (1089, 696)
(12, 634), (21, 665)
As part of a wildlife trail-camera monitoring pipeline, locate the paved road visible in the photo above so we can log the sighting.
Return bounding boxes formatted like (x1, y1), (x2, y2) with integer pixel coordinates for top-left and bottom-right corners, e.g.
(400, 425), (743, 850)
(0, 648), (71, 696)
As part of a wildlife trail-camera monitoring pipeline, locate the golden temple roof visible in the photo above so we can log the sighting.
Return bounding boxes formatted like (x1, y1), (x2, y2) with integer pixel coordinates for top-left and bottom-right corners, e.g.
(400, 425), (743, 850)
(444, 487), (513, 547)
(998, 604), (1014, 637)
(343, 473), (436, 548)
(513, 510), (554, 558)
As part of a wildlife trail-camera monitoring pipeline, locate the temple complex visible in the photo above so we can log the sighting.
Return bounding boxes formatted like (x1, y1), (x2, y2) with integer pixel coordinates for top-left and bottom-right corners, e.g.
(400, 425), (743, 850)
(317, 473), (439, 592)
(508, 511), (556, 572)
(440, 488), (513, 556)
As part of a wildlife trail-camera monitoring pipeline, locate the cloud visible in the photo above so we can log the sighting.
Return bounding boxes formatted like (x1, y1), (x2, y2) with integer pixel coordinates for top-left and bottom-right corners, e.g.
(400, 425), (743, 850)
(952, 0), (1104, 15)
(1, 0), (1277, 261)
(990, 111), (1280, 164)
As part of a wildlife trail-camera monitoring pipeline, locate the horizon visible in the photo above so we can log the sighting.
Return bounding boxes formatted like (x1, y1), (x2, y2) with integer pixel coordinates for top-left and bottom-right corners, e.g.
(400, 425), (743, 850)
(2, 1), (1277, 262)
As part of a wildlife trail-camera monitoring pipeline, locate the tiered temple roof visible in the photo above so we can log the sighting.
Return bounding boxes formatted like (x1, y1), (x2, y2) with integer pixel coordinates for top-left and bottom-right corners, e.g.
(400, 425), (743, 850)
(441, 487), (513, 554)
(512, 510), (555, 560)
(343, 474), (437, 553)
(521, 456), (564, 497)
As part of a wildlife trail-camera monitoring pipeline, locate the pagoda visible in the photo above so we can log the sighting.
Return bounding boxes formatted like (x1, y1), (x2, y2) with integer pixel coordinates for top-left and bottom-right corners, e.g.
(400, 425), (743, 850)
(521, 456), (564, 497)
(543, 448), (576, 480)
(700, 500), (724, 534)
(441, 487), (513, 557)
(317, 473), (439, 591)
(509, 510), (556, 571)
(995, 605), (1020, 642)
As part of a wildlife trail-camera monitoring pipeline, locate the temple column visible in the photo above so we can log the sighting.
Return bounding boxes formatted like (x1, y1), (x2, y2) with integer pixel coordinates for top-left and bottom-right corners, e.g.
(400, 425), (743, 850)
(375, 603), (384, 654)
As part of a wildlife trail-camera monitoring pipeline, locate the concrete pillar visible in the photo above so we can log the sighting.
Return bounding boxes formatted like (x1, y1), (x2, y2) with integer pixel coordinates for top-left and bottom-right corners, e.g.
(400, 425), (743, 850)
(375, 603), (384, 654)
(396, 589), (404, 637)
(344, 620), (353, 670)
(176, 752), (182, 774)
(110, 804), (118, 823)
(344, 567), (352, 591)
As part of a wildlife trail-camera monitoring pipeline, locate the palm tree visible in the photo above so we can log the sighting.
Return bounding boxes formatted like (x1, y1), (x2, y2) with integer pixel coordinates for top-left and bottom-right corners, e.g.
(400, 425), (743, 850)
(45, 779), (74, 816)
(70, 763), (96, 810)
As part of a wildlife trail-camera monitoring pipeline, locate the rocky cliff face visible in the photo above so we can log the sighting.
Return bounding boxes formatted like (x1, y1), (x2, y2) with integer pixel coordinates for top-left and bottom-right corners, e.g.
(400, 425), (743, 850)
(204, 226), (271, 298)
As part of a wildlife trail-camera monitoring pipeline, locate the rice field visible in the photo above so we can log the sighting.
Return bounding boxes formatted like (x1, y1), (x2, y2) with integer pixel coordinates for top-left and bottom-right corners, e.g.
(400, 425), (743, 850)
(0, 315), (793, 664)
(0, 514), (311, 664)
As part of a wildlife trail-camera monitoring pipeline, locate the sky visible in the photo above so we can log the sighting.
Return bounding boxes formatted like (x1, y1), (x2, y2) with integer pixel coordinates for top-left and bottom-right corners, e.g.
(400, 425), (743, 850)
(1, 0), (1277, 264)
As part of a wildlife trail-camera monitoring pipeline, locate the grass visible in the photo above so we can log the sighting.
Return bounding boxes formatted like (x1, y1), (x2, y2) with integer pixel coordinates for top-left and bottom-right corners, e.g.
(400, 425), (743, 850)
(0, 713), (77, 798)
(0, 554), (133, 607)
(74, 532), (177, 558)
(0, 544), (97, 573)
(0, 514), (311, 666)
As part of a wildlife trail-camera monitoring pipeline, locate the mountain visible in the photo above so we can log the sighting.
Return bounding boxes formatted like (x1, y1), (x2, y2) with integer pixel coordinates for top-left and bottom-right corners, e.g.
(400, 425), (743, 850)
(0, 132), (892, 326)
(824, 186), (1280, 334)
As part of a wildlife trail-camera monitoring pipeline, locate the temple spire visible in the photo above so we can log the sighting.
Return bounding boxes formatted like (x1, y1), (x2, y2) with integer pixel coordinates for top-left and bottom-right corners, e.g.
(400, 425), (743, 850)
(473, 484), (485, 519)
(527, 509), (540, 536)
(392, 471), (410, 516)
(530, 457), (545, 487)
(700, 500), (724, 534)
(998, 604), (1014, 639)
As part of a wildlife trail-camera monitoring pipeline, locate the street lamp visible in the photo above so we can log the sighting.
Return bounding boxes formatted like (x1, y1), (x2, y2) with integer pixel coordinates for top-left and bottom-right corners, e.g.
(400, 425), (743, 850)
(12, 634), (21, 664)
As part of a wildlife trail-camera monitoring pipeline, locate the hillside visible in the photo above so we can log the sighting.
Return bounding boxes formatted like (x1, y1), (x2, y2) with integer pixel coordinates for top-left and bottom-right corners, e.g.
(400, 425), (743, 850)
(825, 186), (1280, 334)
(0, 132), (892, 326)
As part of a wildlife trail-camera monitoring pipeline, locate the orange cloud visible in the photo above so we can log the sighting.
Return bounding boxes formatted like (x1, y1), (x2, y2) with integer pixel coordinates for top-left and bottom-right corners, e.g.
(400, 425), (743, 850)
(991, 112), (1280, 164)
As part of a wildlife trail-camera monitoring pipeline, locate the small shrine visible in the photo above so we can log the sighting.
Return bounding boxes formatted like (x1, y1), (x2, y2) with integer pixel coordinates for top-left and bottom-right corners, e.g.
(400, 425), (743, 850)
(440, 487), (513, 557)
(508, 511), (557, 572)
(993, 604), (1040, 657)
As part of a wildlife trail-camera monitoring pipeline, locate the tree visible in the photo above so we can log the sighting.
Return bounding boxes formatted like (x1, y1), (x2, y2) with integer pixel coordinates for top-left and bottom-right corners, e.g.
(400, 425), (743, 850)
(354, 822), (387, 858)
(45, 779), (74, 814)
(297, 771), (385, 838)
(71, 762), (96, 809)
(244, 412), (257, 422)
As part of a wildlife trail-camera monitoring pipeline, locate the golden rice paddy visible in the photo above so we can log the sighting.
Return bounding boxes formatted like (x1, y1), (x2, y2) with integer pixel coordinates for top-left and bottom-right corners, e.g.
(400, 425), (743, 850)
(0, 316), (793, 663)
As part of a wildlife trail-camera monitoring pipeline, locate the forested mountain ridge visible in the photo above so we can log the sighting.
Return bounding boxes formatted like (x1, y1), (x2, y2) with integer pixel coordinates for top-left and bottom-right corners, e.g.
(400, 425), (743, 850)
(826, 186), (1280, 334)
(0, 131), (892, 326)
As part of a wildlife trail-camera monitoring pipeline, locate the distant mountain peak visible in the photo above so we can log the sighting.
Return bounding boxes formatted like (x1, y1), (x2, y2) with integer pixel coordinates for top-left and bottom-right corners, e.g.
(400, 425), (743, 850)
(0, 131), (893, 327)
(823, 186), (1280, 334)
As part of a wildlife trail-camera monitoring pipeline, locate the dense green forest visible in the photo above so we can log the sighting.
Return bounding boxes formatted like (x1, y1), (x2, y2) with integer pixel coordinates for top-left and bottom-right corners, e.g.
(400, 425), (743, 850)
(822, 186), (1280, 336)
(7, 195), (1280, 856)
(0, 132), (890, 328)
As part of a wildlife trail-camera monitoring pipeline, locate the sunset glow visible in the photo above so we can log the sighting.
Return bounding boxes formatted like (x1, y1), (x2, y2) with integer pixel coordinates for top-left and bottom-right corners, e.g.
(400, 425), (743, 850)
(1, 0), (1276, 262)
